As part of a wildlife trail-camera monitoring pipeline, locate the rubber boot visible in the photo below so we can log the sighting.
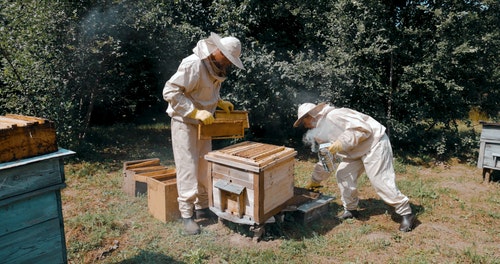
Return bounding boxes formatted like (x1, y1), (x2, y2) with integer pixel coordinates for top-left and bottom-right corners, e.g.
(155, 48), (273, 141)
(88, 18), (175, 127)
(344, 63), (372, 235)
(399, 213), (415, 232)
(195, 208), (214, 220)
(182, 217), (200, 235)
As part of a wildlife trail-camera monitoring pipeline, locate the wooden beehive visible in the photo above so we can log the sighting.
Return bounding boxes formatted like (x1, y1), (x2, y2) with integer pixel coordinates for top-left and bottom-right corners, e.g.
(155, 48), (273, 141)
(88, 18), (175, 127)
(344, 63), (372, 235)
(0, 148), (74, 263)
(477, 122), (500, 181)
(205, 141), (297, 225)
(122, 158), (167, 196)
(147, 171), (180, 222)
(0, 114), (58, 163)
(198, 110), (249, 140)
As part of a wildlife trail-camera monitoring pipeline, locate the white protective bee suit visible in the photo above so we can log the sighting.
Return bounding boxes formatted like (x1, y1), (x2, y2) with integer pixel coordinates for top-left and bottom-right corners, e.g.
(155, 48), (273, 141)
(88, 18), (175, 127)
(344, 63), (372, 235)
(305, 103), (412, 216)
(162, 33), (243, 219)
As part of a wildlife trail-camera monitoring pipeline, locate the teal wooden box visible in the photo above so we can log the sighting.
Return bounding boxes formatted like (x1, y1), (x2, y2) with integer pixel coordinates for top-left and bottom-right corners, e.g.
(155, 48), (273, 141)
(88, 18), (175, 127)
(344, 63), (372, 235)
(0, 148), (74, 264)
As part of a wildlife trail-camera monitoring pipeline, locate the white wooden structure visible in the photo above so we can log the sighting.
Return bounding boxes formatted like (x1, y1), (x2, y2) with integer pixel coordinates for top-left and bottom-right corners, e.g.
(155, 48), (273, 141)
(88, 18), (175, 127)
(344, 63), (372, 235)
(477, 122), (500, 182)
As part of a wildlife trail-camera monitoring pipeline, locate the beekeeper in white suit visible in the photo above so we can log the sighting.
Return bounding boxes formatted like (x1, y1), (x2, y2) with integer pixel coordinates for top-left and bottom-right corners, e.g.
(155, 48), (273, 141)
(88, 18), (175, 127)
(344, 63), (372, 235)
(294, 102), (415, 232)
(163, 33), (244, 235)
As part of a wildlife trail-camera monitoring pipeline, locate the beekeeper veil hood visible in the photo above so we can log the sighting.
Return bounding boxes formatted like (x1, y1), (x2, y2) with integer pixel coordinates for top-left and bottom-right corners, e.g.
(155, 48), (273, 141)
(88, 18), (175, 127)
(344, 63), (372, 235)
(192, 32), (244, 69)
(293, 102), (327, 127)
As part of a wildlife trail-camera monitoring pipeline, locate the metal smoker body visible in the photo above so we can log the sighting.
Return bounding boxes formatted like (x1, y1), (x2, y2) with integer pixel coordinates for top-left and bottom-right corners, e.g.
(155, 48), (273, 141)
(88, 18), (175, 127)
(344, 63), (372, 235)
(314, 142), (338, 172)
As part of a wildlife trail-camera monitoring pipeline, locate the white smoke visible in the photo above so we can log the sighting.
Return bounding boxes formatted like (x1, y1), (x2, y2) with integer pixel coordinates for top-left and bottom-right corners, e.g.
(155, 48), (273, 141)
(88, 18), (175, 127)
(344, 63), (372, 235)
(303, 127), (320, 153)
(302, 113), (339, 153)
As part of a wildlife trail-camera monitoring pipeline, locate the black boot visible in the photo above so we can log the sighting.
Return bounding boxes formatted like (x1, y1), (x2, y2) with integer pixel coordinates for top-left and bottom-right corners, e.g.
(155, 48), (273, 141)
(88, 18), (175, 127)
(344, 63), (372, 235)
(339, 210), (359, 220)
(399, 213), (415, 232)
(182, 217), (200, 235)
(195, 208), (215, 220)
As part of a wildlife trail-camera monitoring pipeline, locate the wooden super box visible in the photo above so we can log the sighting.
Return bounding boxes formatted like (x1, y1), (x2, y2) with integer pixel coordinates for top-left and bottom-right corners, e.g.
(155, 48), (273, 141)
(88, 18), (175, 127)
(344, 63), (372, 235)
(0, 114), (57, 163)
(122, 159), (180, 222)
(198, 110), (249, 140)
(205, 141), (297, 225)
(147, 172), (180, 223)
(123, 158), (168, 196)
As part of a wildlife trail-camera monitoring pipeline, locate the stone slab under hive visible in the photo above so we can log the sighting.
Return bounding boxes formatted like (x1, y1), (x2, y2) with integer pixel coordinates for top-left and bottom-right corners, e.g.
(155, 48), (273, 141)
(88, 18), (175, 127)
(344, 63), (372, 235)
(286, 187), (335, 224)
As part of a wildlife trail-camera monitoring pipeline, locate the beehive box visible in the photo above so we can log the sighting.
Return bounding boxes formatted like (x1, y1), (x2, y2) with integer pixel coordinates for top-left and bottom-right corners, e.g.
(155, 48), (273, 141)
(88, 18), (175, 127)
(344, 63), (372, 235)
(122, 158), (168, 196)
(477, 122), (500, 181)
(198, 110), (249, 140)
(0, 114), (57, 163)
(147, 171), (180, 222)
(0, 148), (74, 263)
(205, 141), (297, 225)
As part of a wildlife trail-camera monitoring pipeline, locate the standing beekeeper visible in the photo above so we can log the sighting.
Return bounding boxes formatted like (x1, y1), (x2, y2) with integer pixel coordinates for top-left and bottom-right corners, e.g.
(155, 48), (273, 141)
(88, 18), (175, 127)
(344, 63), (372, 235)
(293, 102), (415, 232)
(163, 32), (244, 235)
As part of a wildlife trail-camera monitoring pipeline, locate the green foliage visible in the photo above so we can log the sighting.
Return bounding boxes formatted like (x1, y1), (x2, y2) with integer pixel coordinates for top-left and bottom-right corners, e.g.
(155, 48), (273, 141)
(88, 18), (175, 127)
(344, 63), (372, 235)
(0, 2), (78, 147)
(0, 0), (498, 159)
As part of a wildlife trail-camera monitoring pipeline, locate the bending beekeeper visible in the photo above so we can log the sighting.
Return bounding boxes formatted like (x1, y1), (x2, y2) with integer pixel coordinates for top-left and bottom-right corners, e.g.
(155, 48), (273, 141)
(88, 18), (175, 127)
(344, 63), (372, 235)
(163, 32), (244, 235)
(293, 102), (415, 232)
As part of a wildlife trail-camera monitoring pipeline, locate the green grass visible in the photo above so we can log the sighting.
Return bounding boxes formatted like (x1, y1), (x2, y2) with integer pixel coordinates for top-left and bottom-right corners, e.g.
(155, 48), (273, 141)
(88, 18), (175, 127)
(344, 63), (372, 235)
(61, 123), (500, 263)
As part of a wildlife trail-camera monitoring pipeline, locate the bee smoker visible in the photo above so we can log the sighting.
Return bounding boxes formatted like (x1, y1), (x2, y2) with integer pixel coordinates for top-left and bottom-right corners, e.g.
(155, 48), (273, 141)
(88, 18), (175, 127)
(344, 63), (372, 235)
(318, 143), (336, 172)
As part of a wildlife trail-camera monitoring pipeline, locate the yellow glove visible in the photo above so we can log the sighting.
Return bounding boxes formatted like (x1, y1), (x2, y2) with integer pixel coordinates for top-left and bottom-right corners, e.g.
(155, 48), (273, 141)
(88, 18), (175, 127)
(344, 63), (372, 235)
(217, 100), (234, 114)
(305, 180), (322, 192)
(188, 109), (214, 125)
(328, 140), (343, 155)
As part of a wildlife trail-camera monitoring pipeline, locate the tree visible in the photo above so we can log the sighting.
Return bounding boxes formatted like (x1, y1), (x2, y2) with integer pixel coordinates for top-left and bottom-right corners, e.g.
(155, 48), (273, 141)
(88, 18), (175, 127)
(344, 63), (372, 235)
(0, 1), (79, 147)
(314, 0), (499, 159)
(1, 0), (498, 160)
(209, 0), (335, 144)
(1, 1), (203, 148)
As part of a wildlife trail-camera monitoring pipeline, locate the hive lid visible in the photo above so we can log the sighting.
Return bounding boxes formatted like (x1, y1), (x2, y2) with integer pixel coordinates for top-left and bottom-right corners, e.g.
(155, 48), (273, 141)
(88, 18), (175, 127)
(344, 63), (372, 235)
(205, 141), (297, 171)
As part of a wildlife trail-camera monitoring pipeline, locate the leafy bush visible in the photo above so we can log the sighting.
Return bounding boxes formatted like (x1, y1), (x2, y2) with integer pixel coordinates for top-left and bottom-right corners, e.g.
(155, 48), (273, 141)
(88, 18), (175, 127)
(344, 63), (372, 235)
(1, 0), (498, 160)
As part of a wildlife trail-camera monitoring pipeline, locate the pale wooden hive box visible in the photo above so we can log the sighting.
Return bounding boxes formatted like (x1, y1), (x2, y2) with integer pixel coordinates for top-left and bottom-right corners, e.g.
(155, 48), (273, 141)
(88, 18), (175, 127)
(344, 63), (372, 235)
(123, 158), (171, 197)
(147, 171), (180, 223)
(123, 159), (180, 222)
(198, 110), (249, 140)
(205, 141), (297, 224)
(0, 114), (58, 163)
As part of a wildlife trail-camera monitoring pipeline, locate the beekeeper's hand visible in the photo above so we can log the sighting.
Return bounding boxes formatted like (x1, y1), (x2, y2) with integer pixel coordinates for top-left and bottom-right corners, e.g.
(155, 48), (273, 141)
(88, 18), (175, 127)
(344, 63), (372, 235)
(188, 109), (214, 125)
(328, 140), (343, 155)
(217, 100), (234, 114)
(305, 180), (322, 192)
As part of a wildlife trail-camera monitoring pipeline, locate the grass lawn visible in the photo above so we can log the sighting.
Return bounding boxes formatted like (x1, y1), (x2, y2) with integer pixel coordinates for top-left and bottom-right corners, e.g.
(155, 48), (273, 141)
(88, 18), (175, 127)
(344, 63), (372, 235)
(62, 123), (500, 263)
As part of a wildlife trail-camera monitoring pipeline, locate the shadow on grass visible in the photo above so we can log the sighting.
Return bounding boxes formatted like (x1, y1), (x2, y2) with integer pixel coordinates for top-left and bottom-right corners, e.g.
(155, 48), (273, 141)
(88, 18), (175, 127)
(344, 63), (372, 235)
(486, 169), (500, 183)
(216, 202), (343, 241)
(357, 198), (424, 230)
(116, 250), (185, 264)
(216, 198), (426, 241)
